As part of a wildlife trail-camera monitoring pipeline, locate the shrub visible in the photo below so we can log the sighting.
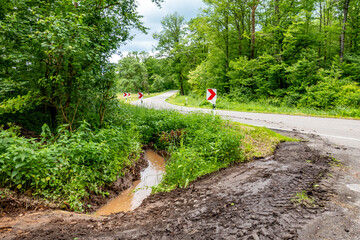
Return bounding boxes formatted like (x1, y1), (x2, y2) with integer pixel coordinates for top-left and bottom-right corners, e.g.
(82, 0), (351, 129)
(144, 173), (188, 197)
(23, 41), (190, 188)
(298, 68), (360, 110)
(0, 122), (140, 211)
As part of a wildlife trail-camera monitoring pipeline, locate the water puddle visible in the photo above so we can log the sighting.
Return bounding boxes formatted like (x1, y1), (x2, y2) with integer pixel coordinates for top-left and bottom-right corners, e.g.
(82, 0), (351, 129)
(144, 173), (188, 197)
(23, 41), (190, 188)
(94, 150), (165, 216)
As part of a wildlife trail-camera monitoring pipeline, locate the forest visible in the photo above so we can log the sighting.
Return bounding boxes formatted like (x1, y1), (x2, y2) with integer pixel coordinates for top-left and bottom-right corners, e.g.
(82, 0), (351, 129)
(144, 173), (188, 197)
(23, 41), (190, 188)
(0, 0), (358, 212)
(119, 0), (360, 116)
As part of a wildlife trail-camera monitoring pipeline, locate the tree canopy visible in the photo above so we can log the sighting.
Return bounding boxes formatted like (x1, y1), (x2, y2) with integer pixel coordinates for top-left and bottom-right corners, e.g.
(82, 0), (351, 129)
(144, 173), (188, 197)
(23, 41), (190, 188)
(149, 0), (360, 111)
(0, 0), (162, 130)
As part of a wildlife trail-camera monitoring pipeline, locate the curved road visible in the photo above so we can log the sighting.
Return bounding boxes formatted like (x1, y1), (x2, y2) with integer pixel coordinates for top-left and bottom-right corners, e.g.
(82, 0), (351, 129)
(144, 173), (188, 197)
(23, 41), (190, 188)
(134, 90), (360, 149)
(133, 90), (360, 238)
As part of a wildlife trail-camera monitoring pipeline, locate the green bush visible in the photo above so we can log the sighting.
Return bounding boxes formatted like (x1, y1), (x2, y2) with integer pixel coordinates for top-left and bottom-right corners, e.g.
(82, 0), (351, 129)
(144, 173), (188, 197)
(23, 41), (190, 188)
(298, 68), (360, 110)
(0, 122), (140, 211)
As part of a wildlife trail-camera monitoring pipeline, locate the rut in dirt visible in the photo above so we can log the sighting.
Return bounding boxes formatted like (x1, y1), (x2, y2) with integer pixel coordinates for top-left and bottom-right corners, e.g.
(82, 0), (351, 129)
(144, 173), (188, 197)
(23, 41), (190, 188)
(10, 142), (333, 240)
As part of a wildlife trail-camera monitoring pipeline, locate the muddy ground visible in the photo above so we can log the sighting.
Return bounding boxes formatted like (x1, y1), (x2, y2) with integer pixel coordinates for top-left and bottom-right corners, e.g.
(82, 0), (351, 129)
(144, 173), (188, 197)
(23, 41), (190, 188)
(0, 140), (348, 240)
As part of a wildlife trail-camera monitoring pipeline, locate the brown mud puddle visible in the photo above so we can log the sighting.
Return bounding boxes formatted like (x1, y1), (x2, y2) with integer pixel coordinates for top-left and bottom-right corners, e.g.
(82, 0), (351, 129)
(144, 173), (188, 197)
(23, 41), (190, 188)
(94, 150), (165, 216)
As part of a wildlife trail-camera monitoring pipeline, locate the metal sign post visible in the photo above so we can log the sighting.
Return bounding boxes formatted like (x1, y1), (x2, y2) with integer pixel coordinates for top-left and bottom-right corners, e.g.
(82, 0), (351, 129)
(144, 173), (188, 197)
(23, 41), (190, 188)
(206, 89), (217, 115)
(138, 92), (144, 104)
(124, 92), (128, 103)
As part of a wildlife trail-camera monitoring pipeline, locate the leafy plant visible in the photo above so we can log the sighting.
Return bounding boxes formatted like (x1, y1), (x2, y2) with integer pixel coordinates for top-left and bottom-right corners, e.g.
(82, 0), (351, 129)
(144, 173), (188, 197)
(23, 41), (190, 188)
(0, 122), (141, 211)
(291, 190), (315, 207)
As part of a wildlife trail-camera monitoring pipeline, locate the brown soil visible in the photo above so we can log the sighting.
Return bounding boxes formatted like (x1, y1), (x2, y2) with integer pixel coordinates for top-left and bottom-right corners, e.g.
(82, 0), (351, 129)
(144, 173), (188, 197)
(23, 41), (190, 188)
(0, 142), (336, 240)
(2, 124), (40, 139)
(0, 192), (58, 218)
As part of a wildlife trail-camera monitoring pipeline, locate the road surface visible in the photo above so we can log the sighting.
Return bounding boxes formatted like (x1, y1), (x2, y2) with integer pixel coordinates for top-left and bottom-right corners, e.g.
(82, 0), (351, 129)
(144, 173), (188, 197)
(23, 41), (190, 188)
(134, 90), (360, 149)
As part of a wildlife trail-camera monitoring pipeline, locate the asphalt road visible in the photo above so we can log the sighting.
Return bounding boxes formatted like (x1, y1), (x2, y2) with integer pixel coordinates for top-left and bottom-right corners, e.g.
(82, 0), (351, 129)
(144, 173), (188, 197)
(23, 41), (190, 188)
(134, 90), (360, 149)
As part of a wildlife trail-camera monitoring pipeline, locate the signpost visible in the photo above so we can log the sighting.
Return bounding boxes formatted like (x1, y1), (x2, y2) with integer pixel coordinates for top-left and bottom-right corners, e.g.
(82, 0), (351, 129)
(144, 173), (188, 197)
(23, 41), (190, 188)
(207, 89), (217, 115)
(124, 92), (128, 103)
(128, 93), (131, 101)
(138, 92), (144, 104)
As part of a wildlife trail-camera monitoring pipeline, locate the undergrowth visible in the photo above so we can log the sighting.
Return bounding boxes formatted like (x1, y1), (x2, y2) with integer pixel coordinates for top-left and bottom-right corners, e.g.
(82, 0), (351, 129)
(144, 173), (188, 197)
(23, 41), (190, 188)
(0, 102), (292, 211)
(0, 122), (141, 211)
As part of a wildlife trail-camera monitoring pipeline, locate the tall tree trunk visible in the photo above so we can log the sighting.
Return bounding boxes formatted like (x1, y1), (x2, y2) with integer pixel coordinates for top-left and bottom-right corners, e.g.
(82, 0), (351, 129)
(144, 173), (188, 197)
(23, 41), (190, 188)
(274, 0), (282, 61)
(340, 0), (351, 63)
(250, 1), (259, 60)
(324, 2), (327, 62)
(224, 2), (230, 93)
(49, 105), (57, 128)
(318, 0), (322, 64)
(234, 19), (243, 56)
(179, 73), (184, 96)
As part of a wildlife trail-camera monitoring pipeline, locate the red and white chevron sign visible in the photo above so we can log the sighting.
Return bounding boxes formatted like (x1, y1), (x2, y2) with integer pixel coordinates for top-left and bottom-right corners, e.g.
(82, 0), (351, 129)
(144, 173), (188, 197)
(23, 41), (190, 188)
(138, 92), (143, 99)
(206, 89), (217, 104)
(124, 93), (128, 97)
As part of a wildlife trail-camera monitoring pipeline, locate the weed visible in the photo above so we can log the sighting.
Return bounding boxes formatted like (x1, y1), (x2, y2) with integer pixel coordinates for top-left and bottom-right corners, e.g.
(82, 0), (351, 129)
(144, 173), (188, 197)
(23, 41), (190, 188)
(291, 190), (315, 207)
(329, 157), (343, 168)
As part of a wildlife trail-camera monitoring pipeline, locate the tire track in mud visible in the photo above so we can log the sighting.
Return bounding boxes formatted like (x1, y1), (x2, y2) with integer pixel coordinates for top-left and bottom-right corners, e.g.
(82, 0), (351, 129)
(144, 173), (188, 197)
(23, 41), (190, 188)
(11, 142), (334, 240)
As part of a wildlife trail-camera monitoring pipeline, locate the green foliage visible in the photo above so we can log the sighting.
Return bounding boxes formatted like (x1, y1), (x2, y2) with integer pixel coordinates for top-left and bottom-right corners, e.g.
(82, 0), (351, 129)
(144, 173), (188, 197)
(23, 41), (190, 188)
(298, 70), (360, 110)
(159, 125), (242, 190)
(150, 74), (167, 92)
(0, 122), (140, 211)
(153, 12), (192, 95)
(0, 0), (161, 130)
(0, 91), (42, 115)
(291, 190), (315, 207)
(117, 56), (148, 93)
(154, 0), (360, 115)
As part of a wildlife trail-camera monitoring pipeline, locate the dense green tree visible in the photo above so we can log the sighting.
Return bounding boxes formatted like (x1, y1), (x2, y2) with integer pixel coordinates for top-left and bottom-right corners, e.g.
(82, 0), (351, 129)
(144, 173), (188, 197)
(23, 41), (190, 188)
(0, 0), (163, 130)
(153, 12), (188, 95)
(117, 56), (148, 93)
(163, 0), (360, 111)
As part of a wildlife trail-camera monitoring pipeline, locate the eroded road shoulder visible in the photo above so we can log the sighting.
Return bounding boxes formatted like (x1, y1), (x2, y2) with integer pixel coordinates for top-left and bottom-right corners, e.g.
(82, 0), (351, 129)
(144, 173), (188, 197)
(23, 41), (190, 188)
(7, 142), (339, 240)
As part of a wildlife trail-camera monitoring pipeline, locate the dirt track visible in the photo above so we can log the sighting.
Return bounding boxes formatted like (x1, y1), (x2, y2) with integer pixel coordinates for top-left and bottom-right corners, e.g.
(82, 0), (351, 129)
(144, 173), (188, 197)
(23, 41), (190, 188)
(1, 141), (339, 240)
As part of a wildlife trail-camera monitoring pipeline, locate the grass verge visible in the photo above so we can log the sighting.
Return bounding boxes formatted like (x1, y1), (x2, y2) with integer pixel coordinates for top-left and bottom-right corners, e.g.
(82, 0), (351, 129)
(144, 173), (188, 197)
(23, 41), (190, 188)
(167, 92), (360, 119)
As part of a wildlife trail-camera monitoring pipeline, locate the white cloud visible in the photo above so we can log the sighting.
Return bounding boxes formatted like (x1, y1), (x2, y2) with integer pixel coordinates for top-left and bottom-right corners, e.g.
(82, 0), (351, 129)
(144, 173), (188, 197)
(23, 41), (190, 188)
(110, 0), (205, 63)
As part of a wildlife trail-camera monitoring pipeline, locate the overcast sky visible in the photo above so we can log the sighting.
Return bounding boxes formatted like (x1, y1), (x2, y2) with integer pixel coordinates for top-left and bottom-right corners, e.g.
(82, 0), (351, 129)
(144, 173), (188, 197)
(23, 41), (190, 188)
(110, 0), (205, 63)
